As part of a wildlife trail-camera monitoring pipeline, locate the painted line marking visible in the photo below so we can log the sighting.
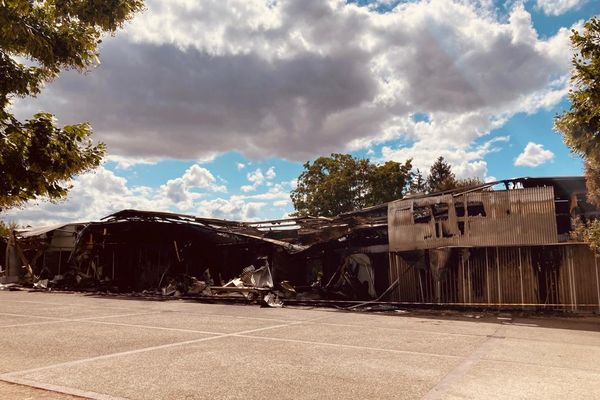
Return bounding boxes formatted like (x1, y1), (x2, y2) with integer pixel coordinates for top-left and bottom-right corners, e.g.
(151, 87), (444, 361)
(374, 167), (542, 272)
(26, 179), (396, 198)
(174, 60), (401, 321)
(423, 324), (508, 400)
(309, 321), (489, 338)
(77, 319), (228, 336)
(0, 298), (321, 324)
(234, 334), (463, 359)
(0, 312), (162, 329)
(0, 376), (127, 400)
(0, 299), (137, 312)
(0, 315), (327, 379)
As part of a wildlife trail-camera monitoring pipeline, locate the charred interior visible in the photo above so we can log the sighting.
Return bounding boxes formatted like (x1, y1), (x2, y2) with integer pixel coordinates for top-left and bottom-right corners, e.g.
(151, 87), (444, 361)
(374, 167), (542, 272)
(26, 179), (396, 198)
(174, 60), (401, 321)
(2, 207), (390, 304)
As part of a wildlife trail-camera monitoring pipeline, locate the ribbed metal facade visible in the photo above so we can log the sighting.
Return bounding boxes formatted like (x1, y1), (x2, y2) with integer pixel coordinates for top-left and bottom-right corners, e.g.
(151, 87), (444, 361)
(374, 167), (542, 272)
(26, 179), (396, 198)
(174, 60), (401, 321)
(388, 187), (559, 251)
(388, 244), (600, 311)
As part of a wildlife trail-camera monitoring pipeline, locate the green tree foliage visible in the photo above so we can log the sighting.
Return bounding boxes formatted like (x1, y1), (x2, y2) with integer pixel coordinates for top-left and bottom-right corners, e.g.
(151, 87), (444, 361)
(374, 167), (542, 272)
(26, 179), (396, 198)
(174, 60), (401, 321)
(291, 154), (413, 217)
(0, 219), (18, 237)
(0, 0), (144, 210)
(408, 168), (427, 194)
(366, 160), (414, 205)
(571, 217), (600, 254)
(555, 17), (600, 253)
(426, 156), (457, 193)
(455, 177), (484, 190)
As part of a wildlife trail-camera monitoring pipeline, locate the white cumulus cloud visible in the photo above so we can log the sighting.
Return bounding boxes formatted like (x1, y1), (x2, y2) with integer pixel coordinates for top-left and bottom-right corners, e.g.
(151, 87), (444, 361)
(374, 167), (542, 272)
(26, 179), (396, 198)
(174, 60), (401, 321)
(12, 0), (574, 167)
(241, 167), (277, 192)
(535, 0), (586, 16)
(514, 142), (555, 167)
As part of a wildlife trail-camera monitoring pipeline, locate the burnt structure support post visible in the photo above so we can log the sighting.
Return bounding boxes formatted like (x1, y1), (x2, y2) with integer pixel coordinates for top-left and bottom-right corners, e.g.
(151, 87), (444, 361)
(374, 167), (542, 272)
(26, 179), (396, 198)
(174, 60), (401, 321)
(519, 248), (524, 308)
(569, 247), (577, 312)
(496, 247), (501, 306)
(460, 255), (465, 304)
(485, 248), (490, 305)
(467, 258), (472, 304)
(595, 255), (600, 313)
(418, 270), (424, 303)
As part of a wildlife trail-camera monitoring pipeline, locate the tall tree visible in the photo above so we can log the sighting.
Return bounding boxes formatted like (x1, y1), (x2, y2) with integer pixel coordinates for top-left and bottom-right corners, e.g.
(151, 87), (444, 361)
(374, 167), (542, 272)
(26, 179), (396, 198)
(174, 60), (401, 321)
(426, 156), (457, 193)
(555, 17), (600, 252)
(365, 160), (413, 205)
(0, 0), (144, 210)
(555, 17), (600, 204)
(291, 154), (412, 217)
(408, 168), (427, 194)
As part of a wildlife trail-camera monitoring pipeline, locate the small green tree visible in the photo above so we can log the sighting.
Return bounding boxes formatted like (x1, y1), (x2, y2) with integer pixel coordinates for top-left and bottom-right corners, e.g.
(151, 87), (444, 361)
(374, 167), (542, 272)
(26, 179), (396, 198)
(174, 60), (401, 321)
(291, 154), (412, 217)
(426, 156), (457, 193)
(408, 168), (427, 194)
(555, 17), (600, 253)
(0, 0), (144, 210)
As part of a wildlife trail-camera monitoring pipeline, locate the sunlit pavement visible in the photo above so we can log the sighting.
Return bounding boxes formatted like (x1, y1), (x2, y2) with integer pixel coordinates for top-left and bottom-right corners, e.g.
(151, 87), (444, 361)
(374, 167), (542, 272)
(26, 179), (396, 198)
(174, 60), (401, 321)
(0, 291), (599, 399)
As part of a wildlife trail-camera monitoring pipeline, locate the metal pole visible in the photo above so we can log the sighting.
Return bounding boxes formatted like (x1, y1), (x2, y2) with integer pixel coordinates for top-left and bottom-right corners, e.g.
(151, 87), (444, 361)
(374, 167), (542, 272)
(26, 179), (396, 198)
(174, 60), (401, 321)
(157, 248), (162, 284)
(595, 255), (600, 313)
(566, 247), (574, 312)
(467, 258), (472, 304)
(393, 253), (400, 302)
(461, 255), (465, 304)
(418, 271), (425, 303)
(564, 248), (571, 311)
(571, 248), (577, 311)
(519, 248), (524, 308)
(486, 248), (490, 304)
(496, 247), (501, 306)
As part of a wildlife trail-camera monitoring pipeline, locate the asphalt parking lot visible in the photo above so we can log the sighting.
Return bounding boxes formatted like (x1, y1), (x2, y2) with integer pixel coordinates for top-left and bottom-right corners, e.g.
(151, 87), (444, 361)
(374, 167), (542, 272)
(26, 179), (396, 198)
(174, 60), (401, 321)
(0, 291), (599, 399)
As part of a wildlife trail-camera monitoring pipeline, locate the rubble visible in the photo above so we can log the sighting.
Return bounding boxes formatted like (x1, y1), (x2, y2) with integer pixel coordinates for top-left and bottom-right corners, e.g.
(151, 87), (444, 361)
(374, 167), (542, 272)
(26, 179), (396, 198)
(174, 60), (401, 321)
(262, 292), (284, 308)
(0, 283), (20, 291)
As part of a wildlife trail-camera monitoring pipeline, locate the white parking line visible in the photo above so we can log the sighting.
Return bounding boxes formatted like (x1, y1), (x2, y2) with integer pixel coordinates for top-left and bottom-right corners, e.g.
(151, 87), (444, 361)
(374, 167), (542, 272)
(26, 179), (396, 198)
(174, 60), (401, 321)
(0, 316), (326, 379)
(309, 321), (488, 338)
(0, 312), (162, 329)
(235, 333), (463, 359)
(1, 376), (128, 400)
(423, 325), (508, 400)
(0, 299), (137, 312)
(77, 319), (228, 335)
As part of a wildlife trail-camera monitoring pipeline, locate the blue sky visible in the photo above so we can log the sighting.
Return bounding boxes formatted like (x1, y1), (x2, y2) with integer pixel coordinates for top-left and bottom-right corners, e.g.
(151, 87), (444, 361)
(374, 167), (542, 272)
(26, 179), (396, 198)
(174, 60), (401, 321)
(4, 0), (598, 225)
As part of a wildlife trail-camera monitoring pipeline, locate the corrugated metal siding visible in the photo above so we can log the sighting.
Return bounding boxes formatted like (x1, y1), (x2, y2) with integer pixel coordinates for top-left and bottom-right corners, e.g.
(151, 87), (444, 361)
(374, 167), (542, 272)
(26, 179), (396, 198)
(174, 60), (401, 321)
(388, 244), (600, 311)
(388, 187), (558, 251)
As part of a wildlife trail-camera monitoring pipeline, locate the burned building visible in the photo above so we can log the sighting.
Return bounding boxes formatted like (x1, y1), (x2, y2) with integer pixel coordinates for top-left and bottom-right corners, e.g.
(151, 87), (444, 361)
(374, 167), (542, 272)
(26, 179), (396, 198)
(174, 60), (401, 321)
(387, 177), (600, 311)
(2, 223), (86, 284)
(2, 208), (390, 303)
(4, 176), (599, 312)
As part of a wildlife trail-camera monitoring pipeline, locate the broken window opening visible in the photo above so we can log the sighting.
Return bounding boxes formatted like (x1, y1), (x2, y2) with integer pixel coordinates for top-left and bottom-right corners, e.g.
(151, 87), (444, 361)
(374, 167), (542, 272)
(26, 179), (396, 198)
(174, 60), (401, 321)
(555, 199), (571, 235)
(432, 203), (449, 221)
(440, 221), (456, 238)
(457, 221), (465, 235)
(466, 202), (486, 217)
(413, 206), (432, 224)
